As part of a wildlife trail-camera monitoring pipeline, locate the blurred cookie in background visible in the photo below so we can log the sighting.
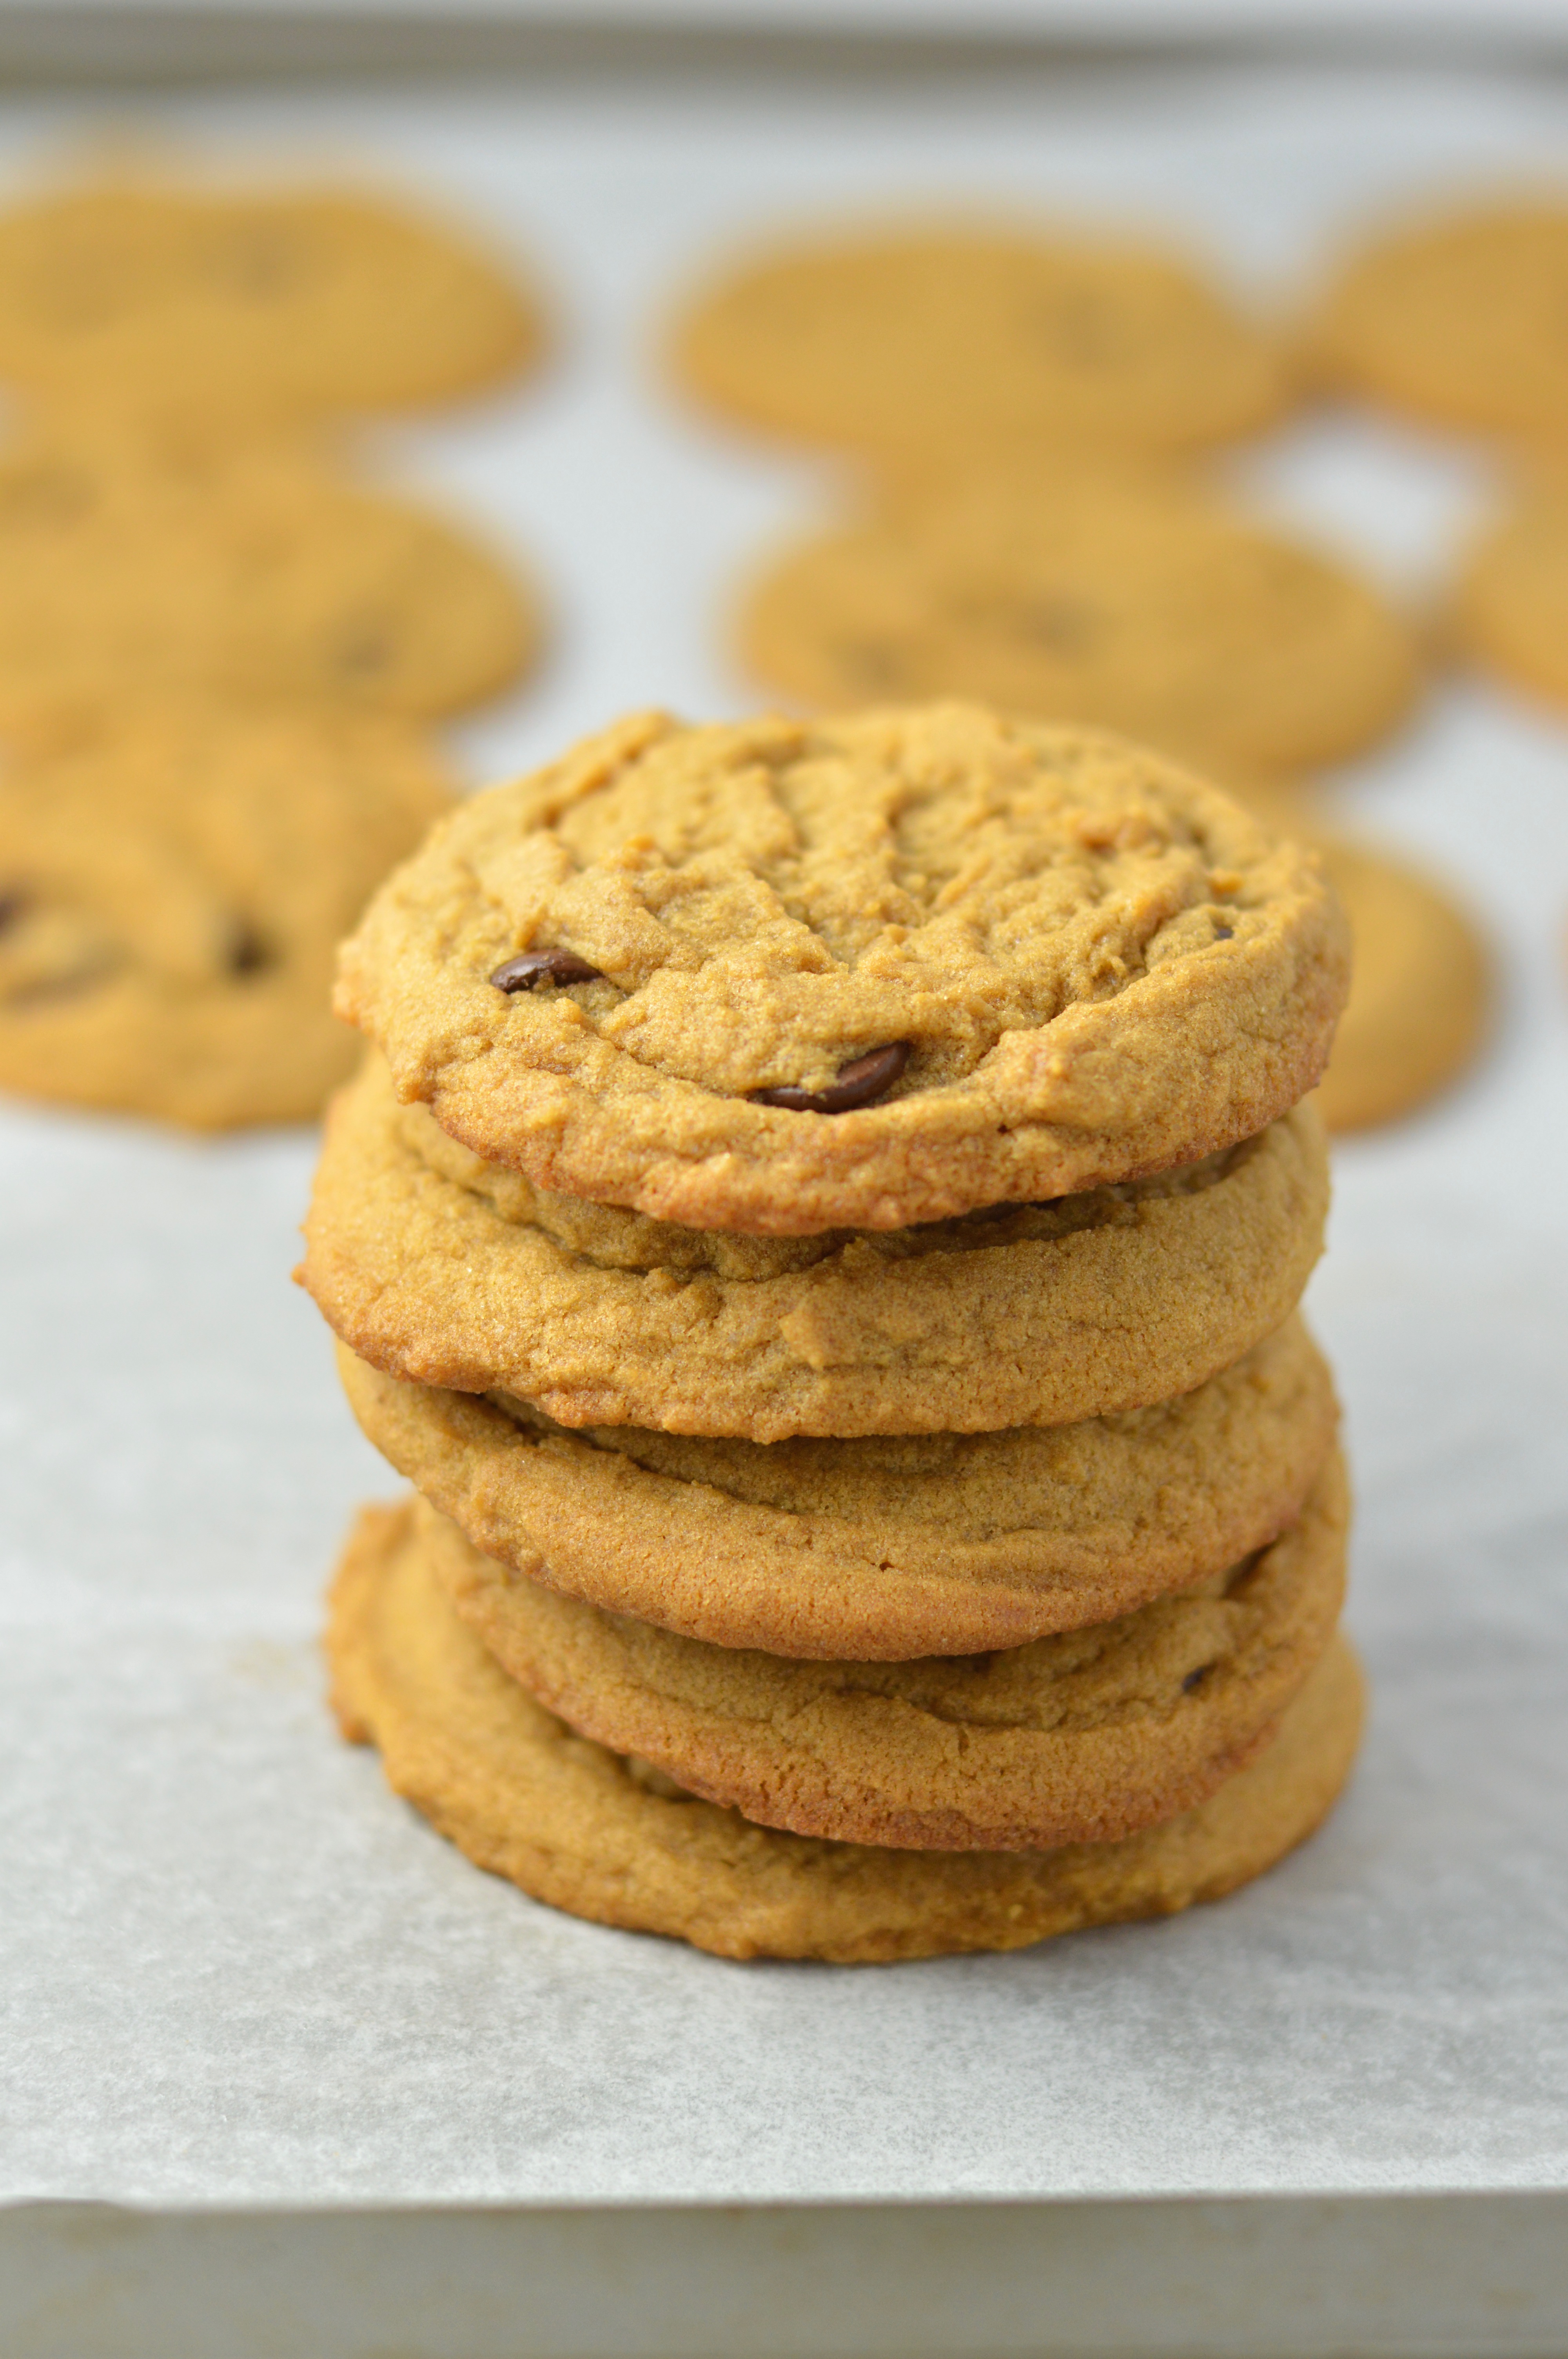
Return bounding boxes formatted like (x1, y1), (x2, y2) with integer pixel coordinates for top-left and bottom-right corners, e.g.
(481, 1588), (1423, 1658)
(0, 173), (546, 427)
(0, 427), (541, 721)
(670, 221), (1294, 459)
(0, 700), (455, 1129)
(1450, 463), (1568, 718)
(1236, 783), (1494, 1136)
(737, 467), (1421, 780)
(1307, 194), (1568, 437)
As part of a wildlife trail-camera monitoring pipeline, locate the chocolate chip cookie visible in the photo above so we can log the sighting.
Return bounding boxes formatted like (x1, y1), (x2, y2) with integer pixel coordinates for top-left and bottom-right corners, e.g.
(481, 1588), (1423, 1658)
(0, 699), (454, 1128)
(303, 1054), (1330, 1438)
(336, 705), (1349, 1234)
(336, 1315), (1337, 1656)
(0, 174), (543, 424)
(1308, 197), (1568, 435)
(414, 1448), (1346, 1848)
(737, 471), (1421, 780)
(670, 222), (1292, 458)
(0, 427), (539, 722)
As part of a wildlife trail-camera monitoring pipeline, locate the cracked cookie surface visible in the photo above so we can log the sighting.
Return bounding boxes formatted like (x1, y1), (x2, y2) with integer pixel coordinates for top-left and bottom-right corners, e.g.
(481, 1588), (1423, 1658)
(338, 1316), (1337, 1656)
(669, 223), (1291, 457)
(0, 701), (453, 1127)
(416, 1448), (1346, 1849)
(327, 1497), (1363, 1963)
(336, 704), (1348, 1234)
(303, 1054), (1329, 1437)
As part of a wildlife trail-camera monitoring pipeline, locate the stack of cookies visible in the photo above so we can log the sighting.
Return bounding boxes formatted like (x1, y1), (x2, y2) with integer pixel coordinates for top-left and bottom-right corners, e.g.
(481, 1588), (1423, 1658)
(0, 167), (546, 1129)
(304, 702), (1365, 1966)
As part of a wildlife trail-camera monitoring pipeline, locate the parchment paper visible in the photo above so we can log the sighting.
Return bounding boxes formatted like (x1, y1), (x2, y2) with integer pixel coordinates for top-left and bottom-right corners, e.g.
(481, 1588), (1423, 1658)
(2, 60), (1566, 2208)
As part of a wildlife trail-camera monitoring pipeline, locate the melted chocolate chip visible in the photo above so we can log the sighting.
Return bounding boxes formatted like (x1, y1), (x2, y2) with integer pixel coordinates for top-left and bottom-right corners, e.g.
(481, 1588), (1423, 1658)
(0, 890), (27, 932)
(1181, 1664), (1217, 1694)
(754, 1041), (911, 1115)
(491, 949), (604, 992)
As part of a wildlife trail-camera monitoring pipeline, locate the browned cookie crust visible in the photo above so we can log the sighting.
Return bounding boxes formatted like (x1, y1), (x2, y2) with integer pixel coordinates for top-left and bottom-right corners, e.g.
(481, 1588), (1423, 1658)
(668, 223), (1291, 458)
(418, 1449), (1347, 1849)
(327, 1498), (1365, 1964)
(304, 1054), (1329, 1439)
(338, 1316), (1337, 1657)
(0, 702), (454, 1129)
(336, 705), (1349, 1236)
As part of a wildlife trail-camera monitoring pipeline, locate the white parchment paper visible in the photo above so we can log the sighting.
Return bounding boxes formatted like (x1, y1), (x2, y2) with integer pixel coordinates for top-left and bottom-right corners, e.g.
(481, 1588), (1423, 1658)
(1, 62), (1566, 2208)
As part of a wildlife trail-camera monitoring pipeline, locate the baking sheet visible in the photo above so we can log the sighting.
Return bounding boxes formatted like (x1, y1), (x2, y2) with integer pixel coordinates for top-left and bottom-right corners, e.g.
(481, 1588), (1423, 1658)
(2, 60), (1567, 2211)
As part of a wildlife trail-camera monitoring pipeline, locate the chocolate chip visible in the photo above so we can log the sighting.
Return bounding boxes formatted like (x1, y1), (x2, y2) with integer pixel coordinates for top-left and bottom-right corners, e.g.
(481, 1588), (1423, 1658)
(491, 949), (603, 992)
(754, 1041), (911, 1115)
(227, 921), (273, 976)
(0, 890), (27, 932)
(1182, 1664), (1216, 1694)
(1213, 923), (1234, 941)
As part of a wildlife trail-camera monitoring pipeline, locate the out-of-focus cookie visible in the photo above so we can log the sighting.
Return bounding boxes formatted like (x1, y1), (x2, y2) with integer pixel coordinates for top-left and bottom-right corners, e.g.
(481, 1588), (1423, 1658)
(1234, 782), (1493, 1134)
(1310, 835), (1492, 1134)
(303, 1055), (1330, 1439)
(408, 1454), (1346, 1850)
(336, 1316), (1338, 1657)
(669, 223), (1292, 457)
(737, 472), (1420, 780)
(0, 429), (539, 721)
(0, 701), (454, 1128)
(327, 1497), (1365, 1964)
(0, 176), (543, 423)
(1453, 471), (1568, 718)
(335, 705), (1349, 1236)
(1308, 198), (1568, 435)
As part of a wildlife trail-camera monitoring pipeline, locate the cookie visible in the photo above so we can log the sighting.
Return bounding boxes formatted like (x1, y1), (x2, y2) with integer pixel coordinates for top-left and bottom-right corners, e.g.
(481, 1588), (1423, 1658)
(1255, 789), (1494, 1134)
(669, 223), (1292, 458)
(418, 1446), (1347, 1849)
(0, 429), (539, 722)
(303, 1053), (1329, 1439)
(327, 1498), (1364, 1964)
(737, 473), (1421, 780)
(337, 1315), (1336, 1657)
(1452, 471), (1568, 719)
(0, 700), (453, 1128)
(0, 175), (543, 423)
(1308, 198), (1568, 435)
(336, 705), (1349, 1235)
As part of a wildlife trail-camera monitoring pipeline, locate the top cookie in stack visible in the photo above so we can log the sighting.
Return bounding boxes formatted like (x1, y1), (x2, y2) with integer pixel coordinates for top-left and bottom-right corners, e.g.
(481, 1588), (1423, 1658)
(310, 702), (1360, 1965)
(333, 703), (1345, 1233)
